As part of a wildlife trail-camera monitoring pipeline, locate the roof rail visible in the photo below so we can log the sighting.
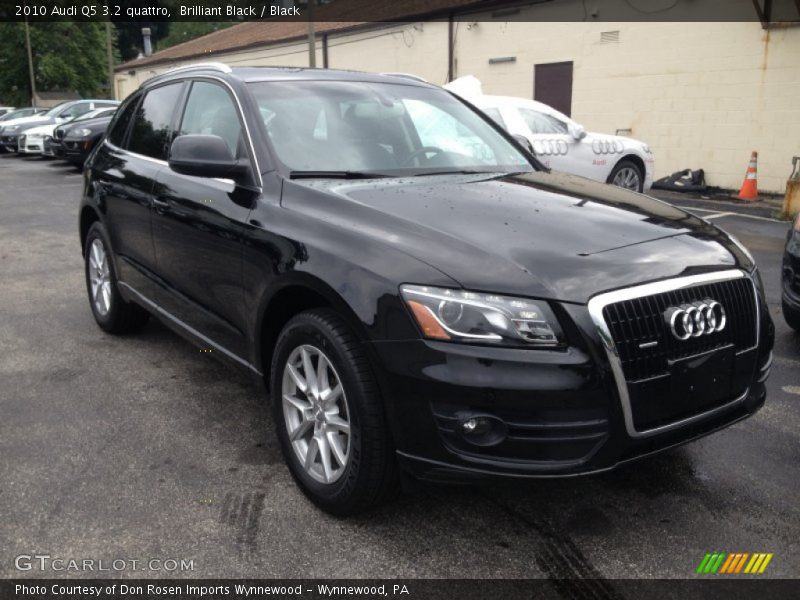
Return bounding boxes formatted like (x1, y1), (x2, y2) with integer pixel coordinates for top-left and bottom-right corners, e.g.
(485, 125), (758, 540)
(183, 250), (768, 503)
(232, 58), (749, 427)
(381, 72), (428, 83)
(162, 62), (232, 75)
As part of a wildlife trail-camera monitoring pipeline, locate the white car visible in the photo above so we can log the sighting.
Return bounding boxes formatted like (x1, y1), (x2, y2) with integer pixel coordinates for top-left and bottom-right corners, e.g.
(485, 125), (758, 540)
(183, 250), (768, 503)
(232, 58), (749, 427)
(445, 76), (654, 192)
(18, 107), (118, 156)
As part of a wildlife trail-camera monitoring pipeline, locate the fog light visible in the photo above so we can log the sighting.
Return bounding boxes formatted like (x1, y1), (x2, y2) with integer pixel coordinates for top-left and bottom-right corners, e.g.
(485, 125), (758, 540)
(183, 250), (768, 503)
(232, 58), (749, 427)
(462, 417), (491, 435)
(457, 414), (508, 447)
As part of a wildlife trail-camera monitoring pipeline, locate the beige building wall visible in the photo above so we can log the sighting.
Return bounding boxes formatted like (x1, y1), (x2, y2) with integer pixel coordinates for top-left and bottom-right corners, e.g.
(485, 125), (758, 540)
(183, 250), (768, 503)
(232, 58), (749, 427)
(453, 17), (800, 193)
(327, 22), (450, 85)
(115, 17), (800, 192)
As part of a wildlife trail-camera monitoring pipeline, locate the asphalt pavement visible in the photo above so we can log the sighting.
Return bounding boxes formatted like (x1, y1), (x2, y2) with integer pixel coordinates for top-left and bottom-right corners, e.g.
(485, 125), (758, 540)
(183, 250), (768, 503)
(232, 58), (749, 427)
(1, 153), (798, 581)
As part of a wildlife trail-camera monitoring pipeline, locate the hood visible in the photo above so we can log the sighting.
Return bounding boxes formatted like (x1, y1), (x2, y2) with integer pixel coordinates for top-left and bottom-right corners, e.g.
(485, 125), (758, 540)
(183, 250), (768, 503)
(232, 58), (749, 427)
(67, 116), (112, 131)
(23, 123), (57, 136)
(2, 115), (51, 128)
(285, 170), (749, 303)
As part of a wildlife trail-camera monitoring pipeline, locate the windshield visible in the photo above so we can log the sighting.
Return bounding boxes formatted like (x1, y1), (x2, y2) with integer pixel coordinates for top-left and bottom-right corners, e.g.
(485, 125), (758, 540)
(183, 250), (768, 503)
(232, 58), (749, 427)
(43, 102), (72, 117)
(248, 80), (533, 176)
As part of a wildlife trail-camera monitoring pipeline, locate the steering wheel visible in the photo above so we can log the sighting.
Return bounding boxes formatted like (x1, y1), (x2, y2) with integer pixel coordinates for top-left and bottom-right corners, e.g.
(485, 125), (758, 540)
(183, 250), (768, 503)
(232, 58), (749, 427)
(402, 146), (446, 166)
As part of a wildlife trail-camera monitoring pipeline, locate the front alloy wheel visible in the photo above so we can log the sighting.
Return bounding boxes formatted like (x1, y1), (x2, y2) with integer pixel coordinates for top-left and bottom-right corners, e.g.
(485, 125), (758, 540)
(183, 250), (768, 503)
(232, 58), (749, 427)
(609, 159), (644, 192)
(282, 345), (351, 484)
(271, 309), (398, 515)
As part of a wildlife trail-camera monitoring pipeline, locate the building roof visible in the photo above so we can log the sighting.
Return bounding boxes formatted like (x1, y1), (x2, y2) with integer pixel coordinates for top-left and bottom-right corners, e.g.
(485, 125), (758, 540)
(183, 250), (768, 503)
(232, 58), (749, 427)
(116, 0), (499, 71)
(34, 91), (81, 100)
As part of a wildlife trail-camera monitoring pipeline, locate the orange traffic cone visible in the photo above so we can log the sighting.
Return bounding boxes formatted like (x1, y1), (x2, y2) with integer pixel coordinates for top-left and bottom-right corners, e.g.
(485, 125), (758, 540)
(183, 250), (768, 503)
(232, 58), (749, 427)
(736, 151), (759, 201)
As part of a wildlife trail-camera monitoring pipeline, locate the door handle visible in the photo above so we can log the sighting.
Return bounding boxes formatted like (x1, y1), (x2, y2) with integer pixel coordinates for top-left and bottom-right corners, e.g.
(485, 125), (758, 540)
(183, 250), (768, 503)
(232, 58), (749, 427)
(152, 197), (170, 210)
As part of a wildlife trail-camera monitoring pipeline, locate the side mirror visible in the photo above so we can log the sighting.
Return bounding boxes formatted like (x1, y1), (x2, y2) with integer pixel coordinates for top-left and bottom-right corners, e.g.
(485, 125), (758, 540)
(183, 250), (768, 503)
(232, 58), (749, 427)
(168, 134), (248, 180)
(568, 122), (587, 141)
(512, 133), (534, 154)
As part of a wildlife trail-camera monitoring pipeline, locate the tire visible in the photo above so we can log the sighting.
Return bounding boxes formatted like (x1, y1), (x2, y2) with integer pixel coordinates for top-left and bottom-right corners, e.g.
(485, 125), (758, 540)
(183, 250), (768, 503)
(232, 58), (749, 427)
(783, 299), (800, 332)
(84, 222), (149, 334)
(608, 159), (644, 193)
(270, 309), (398, 515)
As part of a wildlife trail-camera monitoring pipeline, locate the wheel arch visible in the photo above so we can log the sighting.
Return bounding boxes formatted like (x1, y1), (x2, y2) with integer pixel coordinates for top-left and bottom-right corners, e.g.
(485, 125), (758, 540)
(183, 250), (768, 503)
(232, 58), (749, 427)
(611, 154), (645, 180)
(79, 205), (101, 253)
(254, 273), (372, 383)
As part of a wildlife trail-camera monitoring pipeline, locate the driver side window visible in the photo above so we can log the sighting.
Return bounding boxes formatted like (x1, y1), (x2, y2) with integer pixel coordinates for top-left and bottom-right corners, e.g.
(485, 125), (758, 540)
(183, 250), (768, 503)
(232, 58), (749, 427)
(179, 81), (243, 158)
(517, 108), (568, 135)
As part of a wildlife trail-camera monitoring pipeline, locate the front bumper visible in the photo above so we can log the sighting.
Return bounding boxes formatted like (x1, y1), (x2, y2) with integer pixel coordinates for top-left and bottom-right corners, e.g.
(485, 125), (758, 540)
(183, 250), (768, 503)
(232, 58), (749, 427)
(1, 134), (19, 151)
(18, 135), (44, 154)
(371, 280), (773, 482)
(62, 138), (92, 163)
(782, 232), (800, 309)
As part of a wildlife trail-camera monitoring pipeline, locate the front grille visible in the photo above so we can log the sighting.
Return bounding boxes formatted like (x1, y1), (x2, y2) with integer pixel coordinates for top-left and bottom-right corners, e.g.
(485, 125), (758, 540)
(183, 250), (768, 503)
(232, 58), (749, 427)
(602, 277), (757, 382)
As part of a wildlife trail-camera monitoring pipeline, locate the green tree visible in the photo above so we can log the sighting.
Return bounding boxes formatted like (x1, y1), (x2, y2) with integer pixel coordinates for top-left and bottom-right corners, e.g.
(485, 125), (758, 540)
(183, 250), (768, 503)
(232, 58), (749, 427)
(0, 22), (112, 106)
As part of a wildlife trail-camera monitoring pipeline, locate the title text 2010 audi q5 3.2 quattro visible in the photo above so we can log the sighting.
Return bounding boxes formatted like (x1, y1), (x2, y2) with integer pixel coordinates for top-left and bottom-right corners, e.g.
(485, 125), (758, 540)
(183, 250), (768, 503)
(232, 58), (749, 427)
(79, 64), (774, 514)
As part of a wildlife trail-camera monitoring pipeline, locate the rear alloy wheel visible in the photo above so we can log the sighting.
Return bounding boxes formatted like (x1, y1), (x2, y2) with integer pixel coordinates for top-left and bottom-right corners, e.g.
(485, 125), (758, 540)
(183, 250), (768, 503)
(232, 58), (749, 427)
(609, 160), (644, 192)
(271, 309), (397, 515)
(84, 222), (149, 334)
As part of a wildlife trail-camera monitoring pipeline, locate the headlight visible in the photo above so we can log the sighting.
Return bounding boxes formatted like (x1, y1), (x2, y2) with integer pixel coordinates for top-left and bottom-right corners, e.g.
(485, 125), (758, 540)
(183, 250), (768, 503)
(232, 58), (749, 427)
(400, 284), (560, 347)
(642, 144), (652, 154)
(73, 128), (92, 138)
(7, 125), (19, 132)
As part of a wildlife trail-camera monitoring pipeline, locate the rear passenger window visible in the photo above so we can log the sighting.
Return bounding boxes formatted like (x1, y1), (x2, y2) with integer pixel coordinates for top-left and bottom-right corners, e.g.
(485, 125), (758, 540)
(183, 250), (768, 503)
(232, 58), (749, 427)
(107, 97), (138, 147)
(128, 83), (183, 160)
(178, 81), (242, 157)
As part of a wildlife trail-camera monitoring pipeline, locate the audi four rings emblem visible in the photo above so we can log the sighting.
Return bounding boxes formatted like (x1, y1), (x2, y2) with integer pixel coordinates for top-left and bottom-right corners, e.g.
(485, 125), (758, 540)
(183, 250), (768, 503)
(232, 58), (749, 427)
(663, 300), (727, 340)
(591, 139), (623, 155)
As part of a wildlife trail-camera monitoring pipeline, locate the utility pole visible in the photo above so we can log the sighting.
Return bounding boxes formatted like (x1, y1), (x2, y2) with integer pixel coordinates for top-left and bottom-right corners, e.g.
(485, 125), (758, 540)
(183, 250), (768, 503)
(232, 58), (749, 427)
(24, 18), (37, 106)
(105, 21), (115, 99)
(307, 0), (316, 68)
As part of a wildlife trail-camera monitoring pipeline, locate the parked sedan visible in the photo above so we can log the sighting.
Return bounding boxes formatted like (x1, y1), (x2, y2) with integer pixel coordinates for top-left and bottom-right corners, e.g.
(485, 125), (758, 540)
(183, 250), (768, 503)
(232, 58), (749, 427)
(19, 108), (117, 156)
(0, 107), (45, 123)
(0, 107), (46, 152)
(445, 76), (654, 192)
(783, 212), (800, 331)
(0, 99), (118, 152)
(60, 109), (117, 166)
(36, 107), (117, 158)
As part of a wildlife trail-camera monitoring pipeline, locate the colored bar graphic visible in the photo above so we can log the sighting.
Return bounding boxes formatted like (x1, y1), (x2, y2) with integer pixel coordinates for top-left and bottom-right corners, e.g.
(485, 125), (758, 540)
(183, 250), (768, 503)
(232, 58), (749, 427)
(711, 553), (726, 573)
(697, 552), (772, 575)
(758, 554), (773, 573)
(719, 554), (736, 574)
(734, 553), (749, 573)
(697, 554), (712, 574)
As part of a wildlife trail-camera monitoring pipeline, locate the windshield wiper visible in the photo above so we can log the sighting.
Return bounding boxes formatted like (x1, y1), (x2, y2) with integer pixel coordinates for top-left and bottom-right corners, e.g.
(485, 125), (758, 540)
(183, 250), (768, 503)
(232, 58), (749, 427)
(414, 169), (497, 176)
(289, 170), (391, 179)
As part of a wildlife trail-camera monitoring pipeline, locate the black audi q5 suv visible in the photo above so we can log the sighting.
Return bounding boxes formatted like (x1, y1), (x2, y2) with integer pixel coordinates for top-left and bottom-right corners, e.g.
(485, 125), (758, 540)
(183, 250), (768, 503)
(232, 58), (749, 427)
(80, 64), (774, 514)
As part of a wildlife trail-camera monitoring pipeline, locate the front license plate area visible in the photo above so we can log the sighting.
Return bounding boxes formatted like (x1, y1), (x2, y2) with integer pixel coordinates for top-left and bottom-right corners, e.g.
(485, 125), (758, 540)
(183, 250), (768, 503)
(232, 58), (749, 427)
(669, 345), (734, 411)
